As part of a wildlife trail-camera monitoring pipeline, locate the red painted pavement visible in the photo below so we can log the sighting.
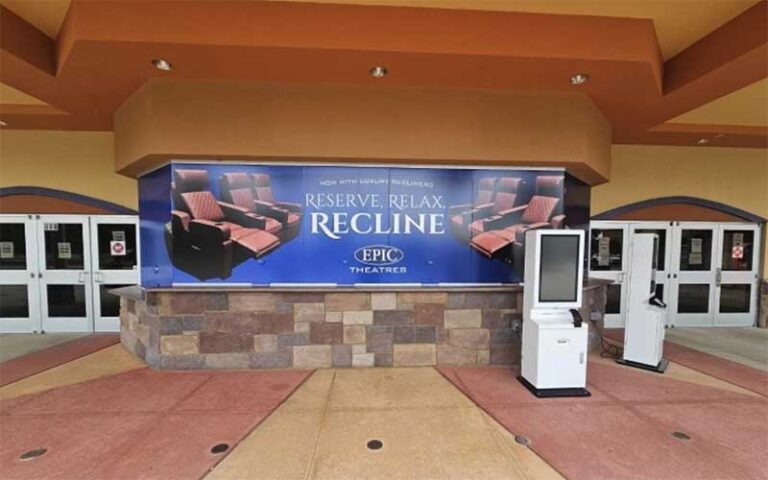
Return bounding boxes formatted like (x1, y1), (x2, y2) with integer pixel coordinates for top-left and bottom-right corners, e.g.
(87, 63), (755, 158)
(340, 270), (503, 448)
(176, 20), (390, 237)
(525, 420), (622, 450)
(0, 334), (120, 387)
(438, 364), (767, 480)
(605, 328), (768, 397)
(0, 368), (313, 480)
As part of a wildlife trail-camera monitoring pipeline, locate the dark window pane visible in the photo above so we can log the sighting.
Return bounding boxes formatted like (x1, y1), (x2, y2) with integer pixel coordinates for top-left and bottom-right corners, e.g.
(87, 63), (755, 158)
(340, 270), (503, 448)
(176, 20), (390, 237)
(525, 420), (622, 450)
(654, 283), (664, 302)
(719, 284), (751, 313)
(590, 229), (624, 271)
(44, 223), (84, 270)
(679, 230), (712, 271)
(606, 284), (622, 314)
(97, 224), (137, 270)
(635, 229), (666, 270)
(0, 223), (27, 270)
(100, 284), (131, 317)
(677, 284), (710, 313)
(0, 285), (29, 318)
(47, 285), (86, 317)
(720, 230), (754, 272)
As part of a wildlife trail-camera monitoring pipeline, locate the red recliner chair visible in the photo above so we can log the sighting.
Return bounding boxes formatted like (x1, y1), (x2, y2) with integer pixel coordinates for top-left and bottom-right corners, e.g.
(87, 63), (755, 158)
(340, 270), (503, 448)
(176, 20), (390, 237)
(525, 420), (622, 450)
(448, 177), (498, 241)
(171, 169), (280, 266)
(470, 176), (565, 263)
(449, 177), (497, 240)
(249, 174), (303, 240)
(218, 173), (283, 238)
(466, 177), (523, 237)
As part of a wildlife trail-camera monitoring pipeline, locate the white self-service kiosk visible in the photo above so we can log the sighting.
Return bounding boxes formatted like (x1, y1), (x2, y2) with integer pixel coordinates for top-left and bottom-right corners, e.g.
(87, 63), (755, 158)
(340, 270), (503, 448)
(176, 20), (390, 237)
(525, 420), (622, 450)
(519, 229), (590, 398)
(618, 233), (668, 373)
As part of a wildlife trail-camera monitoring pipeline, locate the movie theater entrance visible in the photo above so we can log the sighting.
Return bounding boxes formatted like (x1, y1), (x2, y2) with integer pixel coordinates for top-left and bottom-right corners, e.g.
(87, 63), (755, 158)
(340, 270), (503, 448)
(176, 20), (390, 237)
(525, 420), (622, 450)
(590, 220), (761, 328)
(0, 214), (139, 333)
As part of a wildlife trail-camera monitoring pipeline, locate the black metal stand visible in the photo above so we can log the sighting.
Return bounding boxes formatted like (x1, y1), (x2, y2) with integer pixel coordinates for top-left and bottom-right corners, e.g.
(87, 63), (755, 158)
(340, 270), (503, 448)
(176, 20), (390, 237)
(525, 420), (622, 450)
(517, 375), (591, 398)
(615, 357), (669, 374)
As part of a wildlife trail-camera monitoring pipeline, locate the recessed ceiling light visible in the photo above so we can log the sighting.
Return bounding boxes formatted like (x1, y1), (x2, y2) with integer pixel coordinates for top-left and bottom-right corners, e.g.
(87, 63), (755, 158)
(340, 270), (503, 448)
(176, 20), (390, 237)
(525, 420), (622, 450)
(152, 59), (173, 71)
(697, 138), (710, 145)
(570, 74), (589, 85)
(369, 66), (388, 78)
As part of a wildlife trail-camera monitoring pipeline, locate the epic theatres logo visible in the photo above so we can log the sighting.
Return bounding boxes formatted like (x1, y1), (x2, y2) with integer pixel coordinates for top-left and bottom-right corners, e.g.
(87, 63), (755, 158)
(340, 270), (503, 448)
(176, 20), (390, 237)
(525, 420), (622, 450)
(351, 245), (406, 274)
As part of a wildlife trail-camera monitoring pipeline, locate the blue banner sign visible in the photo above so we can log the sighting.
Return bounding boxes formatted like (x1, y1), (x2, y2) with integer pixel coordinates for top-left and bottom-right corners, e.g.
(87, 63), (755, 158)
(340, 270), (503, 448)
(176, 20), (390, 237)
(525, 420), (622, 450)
(138, 162), (568, 286)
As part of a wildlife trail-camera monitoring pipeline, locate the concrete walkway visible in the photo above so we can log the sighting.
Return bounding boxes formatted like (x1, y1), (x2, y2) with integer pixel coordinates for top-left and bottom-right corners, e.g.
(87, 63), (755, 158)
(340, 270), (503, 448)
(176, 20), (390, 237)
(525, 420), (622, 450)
(666, 327), (768, 372)
(207, 368), (560, 480)
(0, 334), (87, 362)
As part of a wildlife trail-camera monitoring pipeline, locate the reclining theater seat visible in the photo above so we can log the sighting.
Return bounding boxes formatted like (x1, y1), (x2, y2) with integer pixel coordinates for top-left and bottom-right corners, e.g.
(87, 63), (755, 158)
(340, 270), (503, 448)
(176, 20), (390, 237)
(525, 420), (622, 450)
(218, 173), (283, 236)
(470, 175), (565, 259)
(467, 177), (523, 237)
(450, 177), (497, 238)
(249, 174), (303, 238)
(172, 169), (280, 259)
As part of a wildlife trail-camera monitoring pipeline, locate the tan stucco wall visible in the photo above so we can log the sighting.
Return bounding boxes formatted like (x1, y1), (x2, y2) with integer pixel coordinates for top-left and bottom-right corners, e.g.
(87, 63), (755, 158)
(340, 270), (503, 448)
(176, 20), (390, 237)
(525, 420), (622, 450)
(0, 130), (137, 210)
(593, 145), (768, 278)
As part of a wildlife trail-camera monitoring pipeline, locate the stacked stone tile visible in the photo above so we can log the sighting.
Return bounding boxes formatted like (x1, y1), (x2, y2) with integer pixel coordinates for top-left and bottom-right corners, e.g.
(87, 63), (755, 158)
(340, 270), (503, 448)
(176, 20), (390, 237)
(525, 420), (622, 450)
(120, 285), (607, 370)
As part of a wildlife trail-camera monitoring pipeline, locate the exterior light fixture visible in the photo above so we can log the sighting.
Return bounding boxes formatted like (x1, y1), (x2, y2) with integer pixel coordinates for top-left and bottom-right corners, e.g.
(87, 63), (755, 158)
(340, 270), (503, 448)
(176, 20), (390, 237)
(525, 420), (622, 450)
(570, 74), (589, 85)
(152, 59), (173, 71)
(0, 120), (7, 127)
(697, 138), (710, 145)
(370, 66), (388, 78)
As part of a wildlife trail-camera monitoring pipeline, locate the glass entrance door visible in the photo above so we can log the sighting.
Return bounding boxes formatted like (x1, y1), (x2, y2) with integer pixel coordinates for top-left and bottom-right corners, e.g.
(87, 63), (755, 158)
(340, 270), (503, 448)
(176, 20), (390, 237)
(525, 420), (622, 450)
(589, 222), (629, 327)
(90, 216), (139, 332)
(715, 224), (760, 326)
(630, 222), (672, 326)
(0, 215), (41, 332)
(37, 215), (93, 332)
(670, 222), (717, 327)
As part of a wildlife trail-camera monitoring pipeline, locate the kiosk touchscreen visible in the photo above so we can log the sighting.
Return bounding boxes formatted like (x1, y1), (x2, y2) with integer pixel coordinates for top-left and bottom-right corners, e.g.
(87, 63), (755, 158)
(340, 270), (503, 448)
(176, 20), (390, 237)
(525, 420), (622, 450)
(519, 229), (590, 398)
(618, 233), (669, 373)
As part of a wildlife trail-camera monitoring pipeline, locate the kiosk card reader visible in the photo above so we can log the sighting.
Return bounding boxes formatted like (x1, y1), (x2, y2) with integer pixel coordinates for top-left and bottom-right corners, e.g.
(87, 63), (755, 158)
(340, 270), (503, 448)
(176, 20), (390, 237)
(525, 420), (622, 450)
(518, 229), (590, 398)
(617, 233), (669, 373)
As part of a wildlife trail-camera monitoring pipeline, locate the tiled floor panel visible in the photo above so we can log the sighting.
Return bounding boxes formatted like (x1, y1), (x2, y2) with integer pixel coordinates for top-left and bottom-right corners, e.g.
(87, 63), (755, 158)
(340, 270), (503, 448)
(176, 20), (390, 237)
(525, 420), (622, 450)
(0, 368), (312, 480)
(439, 358), (768, 480)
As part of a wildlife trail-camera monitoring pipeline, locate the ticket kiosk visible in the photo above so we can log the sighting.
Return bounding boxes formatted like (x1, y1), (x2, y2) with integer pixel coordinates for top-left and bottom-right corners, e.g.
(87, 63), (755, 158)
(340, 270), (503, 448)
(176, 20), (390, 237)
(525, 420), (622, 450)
(617, 233), (668, 372)
(519, 229), (590, 398)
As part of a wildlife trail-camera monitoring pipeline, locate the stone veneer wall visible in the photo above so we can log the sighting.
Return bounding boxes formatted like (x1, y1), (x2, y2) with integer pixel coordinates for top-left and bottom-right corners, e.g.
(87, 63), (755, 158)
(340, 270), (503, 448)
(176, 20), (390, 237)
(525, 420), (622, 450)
(119, 285), (607, 370)
(759, 280), (768, 328)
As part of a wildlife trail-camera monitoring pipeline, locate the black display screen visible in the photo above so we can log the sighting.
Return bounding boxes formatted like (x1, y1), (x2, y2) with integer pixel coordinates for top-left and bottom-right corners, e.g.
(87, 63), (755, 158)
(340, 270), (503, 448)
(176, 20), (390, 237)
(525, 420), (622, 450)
(539, 235), (580, 303)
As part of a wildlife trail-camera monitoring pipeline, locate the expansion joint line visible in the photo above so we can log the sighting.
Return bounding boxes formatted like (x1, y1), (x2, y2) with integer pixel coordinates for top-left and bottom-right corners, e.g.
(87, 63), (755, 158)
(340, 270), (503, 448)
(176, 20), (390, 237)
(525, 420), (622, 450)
(480, 410), (530, 480)
(304, 370), (337, 480)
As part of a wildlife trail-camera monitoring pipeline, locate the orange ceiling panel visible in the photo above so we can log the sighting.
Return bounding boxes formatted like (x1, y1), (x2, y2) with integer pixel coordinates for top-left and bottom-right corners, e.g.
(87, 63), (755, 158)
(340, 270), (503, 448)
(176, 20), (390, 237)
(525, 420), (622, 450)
(0, 0), (765, 148)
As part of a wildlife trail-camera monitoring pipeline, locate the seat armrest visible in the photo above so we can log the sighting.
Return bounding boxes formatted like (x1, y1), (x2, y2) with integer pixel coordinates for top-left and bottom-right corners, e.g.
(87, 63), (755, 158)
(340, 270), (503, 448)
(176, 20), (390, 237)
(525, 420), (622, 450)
(514, 222), (551, 243)
(486, 206), (526, 230)
(171, 210), (191, 232)
(218, 201), (250, 219)
(190, 219), (231, 247)
(240, 213), (270, 230)
(254, 200), (289, 222)
(470, 202), (494, 218)
(449, 203), (472, 216)
(275, 201), (302, 213)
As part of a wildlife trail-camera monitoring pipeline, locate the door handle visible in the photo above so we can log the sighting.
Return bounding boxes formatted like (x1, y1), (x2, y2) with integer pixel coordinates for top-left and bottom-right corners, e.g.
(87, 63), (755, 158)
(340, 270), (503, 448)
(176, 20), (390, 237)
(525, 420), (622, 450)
(94, 272), (103, 283)
(78, 272), (89, 283)
(715, 268), (722, 286)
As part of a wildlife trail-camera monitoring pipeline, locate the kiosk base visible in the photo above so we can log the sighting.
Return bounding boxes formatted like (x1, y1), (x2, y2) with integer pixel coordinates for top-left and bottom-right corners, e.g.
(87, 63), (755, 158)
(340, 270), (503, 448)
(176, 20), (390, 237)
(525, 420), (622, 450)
(616, 358), (669, 374)
(517, 375), (591, 398)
